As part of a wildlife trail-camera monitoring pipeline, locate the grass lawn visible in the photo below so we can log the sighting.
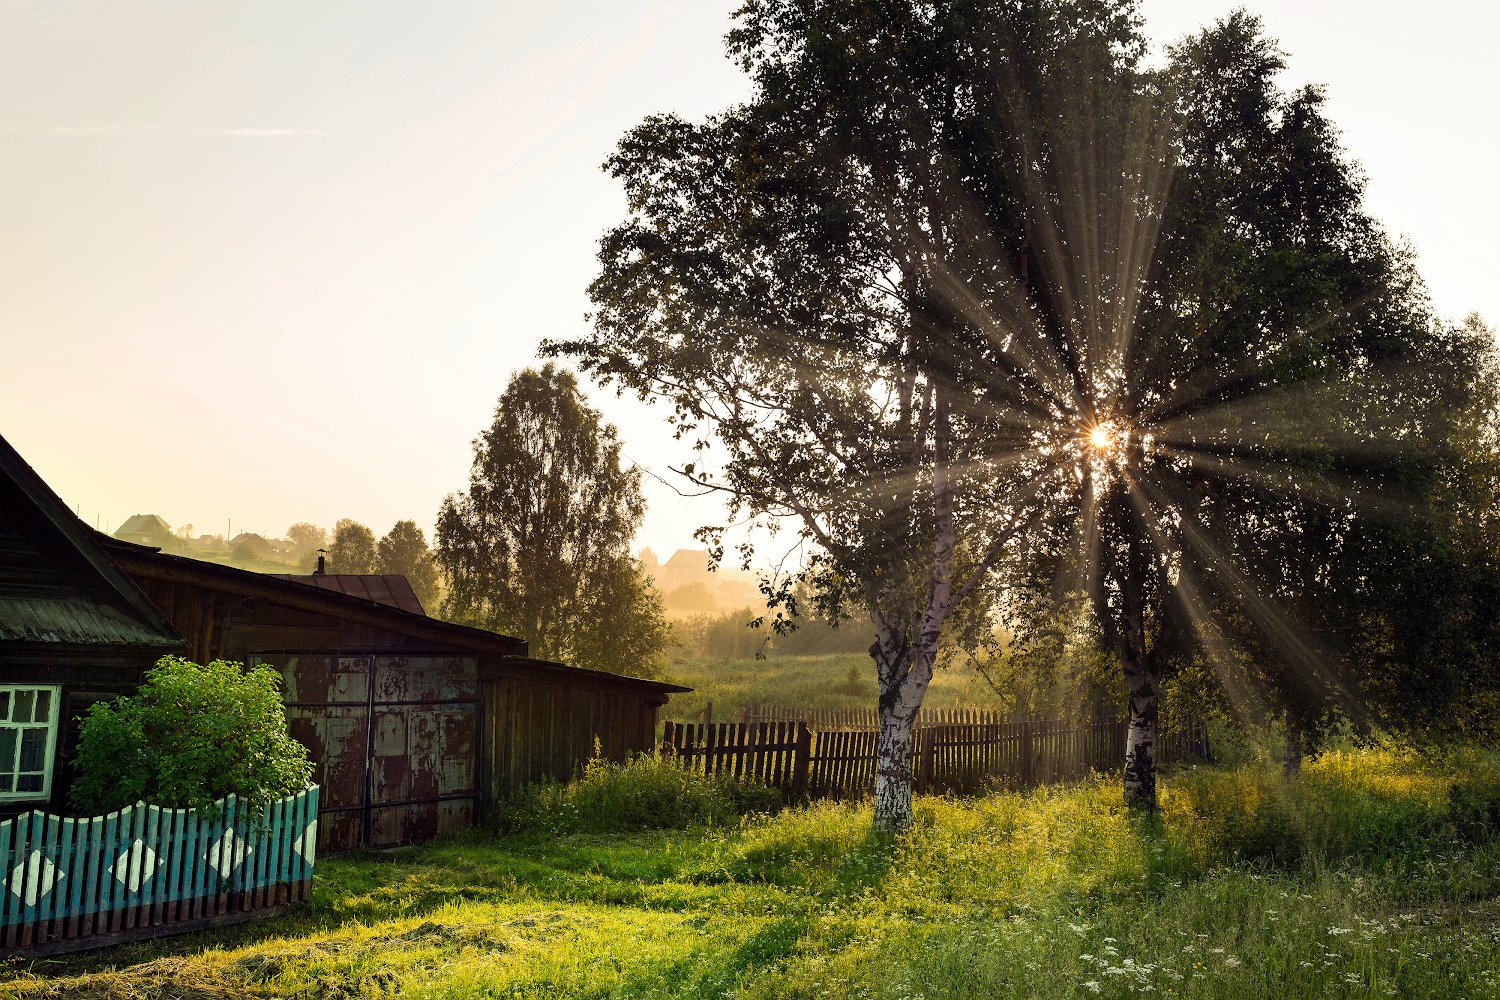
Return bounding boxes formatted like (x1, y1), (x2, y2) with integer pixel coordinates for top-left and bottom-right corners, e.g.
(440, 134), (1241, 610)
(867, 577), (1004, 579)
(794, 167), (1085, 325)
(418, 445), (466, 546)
(663, 653), (1005, 720)
(4, 746), (1499, 999)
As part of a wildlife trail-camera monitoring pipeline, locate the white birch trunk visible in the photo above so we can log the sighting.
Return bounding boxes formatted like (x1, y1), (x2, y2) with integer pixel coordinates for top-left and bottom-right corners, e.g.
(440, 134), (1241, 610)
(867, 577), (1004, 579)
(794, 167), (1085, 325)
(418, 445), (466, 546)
(873, 709), (916, 832)
(1122, 654), (1159, 810)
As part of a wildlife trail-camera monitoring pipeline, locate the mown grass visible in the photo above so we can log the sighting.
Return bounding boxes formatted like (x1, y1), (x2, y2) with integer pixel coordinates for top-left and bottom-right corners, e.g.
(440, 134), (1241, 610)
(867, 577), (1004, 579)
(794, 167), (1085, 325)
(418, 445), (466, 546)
(4, 746), (1500, 999)
(664, 653), (1004, 719)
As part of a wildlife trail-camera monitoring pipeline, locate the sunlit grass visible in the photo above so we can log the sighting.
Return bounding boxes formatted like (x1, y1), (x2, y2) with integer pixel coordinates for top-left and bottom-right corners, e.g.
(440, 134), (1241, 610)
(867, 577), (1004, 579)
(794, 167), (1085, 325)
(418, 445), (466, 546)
(5, 746), (1499, 998)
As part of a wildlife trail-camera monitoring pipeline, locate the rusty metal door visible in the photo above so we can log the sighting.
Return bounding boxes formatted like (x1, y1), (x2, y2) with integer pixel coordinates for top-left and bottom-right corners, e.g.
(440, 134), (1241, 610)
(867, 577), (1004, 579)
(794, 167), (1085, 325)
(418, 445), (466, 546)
(256, 653), (479, 852)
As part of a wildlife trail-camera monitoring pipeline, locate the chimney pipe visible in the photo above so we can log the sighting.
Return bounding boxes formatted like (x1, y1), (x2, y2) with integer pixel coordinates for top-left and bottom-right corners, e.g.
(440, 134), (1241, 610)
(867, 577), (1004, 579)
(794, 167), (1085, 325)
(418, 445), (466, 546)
(315, 548), (326, 575)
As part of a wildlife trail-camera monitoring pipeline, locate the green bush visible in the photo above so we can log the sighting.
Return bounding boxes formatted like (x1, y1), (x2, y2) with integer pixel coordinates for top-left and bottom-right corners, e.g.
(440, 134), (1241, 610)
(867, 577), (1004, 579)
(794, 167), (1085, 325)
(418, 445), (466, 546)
(69, 655), (313, 815)
(1163, 743), (1500, 868)
(493, 751), (783, 836)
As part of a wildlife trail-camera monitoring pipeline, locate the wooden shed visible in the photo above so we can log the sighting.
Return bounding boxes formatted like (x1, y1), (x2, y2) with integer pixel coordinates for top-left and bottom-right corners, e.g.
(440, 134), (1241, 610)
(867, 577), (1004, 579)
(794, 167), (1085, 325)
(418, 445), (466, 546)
(105, 541), (687, 852)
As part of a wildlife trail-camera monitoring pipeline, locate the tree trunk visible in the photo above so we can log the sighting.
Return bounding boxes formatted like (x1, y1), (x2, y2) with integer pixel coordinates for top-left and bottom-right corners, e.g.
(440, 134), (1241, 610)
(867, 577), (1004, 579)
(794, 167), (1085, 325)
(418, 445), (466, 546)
(1282, 710), (1303, 780)
(1122, 653), (1160, 810)
(869, 628), (934, 834)
(873, 708), (917, 832)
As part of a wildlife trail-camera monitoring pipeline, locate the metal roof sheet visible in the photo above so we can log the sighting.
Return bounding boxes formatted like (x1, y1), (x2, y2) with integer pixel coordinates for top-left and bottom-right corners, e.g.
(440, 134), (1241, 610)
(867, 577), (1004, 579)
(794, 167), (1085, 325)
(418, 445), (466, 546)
(269, 574), (426, 615)
(0, 597), (186, 646)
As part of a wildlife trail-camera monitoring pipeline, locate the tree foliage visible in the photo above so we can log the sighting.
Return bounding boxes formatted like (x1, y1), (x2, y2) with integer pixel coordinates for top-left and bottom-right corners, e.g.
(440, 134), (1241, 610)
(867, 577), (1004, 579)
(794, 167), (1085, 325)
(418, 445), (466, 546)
(69, 656), (313, 815)
(553, 0), (1496, 822)
(286, 522), (327, 560)
(377, 519), (442, 613)
(327, 518), (377, 574)
(553, 0), (1159, 828)
(435, 365), (671, 677)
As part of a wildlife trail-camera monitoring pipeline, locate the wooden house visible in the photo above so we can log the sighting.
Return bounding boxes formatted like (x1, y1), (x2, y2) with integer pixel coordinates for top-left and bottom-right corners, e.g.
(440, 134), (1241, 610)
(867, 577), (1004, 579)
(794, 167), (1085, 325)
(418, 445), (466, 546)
(0, 434), (687, 851)
(0, 437), (185, 819)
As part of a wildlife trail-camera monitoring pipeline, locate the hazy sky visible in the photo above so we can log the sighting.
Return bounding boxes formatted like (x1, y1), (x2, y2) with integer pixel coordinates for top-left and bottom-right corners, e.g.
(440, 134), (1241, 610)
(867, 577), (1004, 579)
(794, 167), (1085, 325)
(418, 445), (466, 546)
(2, 1), (1494, 559)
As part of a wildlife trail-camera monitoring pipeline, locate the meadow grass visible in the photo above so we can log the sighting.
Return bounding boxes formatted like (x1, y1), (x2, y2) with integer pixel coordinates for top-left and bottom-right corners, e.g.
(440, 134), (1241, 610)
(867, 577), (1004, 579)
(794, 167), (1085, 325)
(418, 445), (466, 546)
(664, 653), (1004, 719)
(4, 746), (1499, 999)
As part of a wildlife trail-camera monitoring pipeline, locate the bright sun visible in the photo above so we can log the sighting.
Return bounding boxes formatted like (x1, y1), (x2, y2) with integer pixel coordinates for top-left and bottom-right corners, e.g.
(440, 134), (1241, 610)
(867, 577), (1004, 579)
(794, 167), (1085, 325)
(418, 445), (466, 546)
(1088, 423), (1114, 451)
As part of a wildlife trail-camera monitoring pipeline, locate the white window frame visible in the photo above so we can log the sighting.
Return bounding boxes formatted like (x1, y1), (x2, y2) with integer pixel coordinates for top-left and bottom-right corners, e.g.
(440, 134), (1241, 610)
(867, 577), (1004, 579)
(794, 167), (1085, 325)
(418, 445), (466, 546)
(0, 684), (62, 803)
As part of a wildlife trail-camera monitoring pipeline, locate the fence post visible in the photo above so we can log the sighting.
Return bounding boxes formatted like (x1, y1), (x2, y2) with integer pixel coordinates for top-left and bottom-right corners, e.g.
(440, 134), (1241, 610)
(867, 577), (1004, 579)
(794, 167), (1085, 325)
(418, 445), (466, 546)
(703, 701), (713, 727)
(792, 722), (812, 799)
(1019, 720), (1035, 787)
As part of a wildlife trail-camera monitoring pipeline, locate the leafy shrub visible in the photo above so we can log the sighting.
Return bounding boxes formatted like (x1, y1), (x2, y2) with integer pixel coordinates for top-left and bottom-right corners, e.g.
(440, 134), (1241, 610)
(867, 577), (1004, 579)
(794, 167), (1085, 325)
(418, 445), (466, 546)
(69, 656), (313, 815)
(493, 751), (782, 835)
(1162, 743), (1500, 868)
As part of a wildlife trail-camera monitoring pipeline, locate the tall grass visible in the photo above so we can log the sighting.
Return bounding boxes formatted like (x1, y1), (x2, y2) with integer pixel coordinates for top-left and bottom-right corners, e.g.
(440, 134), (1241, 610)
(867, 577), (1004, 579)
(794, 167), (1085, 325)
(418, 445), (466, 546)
(491, 751), (784, 836)
(6, 746), (1499, 999)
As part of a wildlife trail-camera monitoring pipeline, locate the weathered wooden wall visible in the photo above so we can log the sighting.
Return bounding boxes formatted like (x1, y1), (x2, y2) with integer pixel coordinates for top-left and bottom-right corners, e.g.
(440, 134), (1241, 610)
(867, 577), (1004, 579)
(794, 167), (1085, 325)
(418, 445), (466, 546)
(130, 577), (424, 664)
(478, 672), (663, 802)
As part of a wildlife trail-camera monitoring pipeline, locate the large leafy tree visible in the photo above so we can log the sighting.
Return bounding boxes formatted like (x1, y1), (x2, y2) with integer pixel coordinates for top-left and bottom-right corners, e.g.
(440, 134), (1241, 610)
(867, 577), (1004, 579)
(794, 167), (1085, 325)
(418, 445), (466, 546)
(326, 518), (378, 574)
(377, 519), (443, 613)
(553, 0), (1147, 829)
(557, 0), (1489, 824)
(435, 365), (670, 678)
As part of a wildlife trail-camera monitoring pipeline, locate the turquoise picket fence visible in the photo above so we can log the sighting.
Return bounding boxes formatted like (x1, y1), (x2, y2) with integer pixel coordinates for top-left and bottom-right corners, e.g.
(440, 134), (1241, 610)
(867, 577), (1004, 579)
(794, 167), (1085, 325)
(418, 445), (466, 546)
(0, 786), (318, 954)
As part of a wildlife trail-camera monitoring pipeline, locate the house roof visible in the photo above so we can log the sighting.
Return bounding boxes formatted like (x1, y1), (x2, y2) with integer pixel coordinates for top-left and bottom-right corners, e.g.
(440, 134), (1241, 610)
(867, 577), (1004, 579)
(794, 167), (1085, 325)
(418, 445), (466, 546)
(104, 538), (688, 696)
(0, 436), (185, 651)
(115, 514), (173, 538)
(270, 573), (426, 616)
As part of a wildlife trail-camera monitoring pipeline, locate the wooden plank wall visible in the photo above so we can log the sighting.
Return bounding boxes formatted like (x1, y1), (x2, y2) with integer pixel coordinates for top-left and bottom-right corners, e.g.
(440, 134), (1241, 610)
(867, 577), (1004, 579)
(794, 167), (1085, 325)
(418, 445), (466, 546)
(478, 675), (661, 802)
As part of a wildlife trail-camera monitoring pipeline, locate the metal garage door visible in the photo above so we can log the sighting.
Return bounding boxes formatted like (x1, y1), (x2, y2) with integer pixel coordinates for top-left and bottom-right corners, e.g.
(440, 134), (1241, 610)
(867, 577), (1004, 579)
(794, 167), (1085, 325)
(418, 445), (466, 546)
(255, 653), (479, 853)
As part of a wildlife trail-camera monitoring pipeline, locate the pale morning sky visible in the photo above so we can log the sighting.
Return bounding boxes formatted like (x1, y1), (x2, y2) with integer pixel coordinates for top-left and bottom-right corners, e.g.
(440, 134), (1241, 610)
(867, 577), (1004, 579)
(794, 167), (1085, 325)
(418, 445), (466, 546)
(1, 1), (1493, 560)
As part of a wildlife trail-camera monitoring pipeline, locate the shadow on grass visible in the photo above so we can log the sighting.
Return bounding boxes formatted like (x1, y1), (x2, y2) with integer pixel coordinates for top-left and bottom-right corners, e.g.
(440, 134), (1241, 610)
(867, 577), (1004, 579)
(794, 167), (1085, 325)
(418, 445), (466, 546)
(636, 914), (812, 999)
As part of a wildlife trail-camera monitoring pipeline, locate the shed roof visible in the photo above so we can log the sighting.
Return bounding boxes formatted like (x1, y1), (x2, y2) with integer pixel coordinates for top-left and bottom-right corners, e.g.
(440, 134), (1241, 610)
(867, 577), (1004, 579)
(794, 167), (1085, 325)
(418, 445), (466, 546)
(0, 436), (185, 651)
(270, 574), (426, 615)
(104, 539), (688, 696)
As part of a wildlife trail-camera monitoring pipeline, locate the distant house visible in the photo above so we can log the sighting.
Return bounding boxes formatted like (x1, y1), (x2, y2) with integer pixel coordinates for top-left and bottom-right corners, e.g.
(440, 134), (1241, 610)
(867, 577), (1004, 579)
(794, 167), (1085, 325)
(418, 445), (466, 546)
(228, 532), (274, 561)
(113, 514), (175, 550)
(0, 438), (184, 818)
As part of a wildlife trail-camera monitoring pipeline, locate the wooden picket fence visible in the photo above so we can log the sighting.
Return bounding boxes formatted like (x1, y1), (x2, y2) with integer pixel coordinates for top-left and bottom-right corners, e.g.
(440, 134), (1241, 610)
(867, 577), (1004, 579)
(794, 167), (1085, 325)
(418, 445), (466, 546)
(0, 786), (319, 955)
(661, 714), (1209, 800)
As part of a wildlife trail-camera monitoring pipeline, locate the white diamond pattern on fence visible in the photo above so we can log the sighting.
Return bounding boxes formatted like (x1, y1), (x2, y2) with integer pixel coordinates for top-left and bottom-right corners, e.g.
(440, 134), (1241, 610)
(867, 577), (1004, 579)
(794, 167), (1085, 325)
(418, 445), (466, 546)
(206, 827), (248, 879)
(292, 819), (318, 862)
(0, 786), (320, 950)
(8, 852), (61, 908)
(110, 840), (157, 893)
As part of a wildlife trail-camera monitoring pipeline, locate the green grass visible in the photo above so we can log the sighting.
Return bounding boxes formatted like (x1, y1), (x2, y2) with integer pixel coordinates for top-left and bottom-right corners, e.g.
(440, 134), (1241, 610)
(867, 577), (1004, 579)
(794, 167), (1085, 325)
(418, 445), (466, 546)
(664, 653), (1005, 719)
(5, 745), (1500, 998)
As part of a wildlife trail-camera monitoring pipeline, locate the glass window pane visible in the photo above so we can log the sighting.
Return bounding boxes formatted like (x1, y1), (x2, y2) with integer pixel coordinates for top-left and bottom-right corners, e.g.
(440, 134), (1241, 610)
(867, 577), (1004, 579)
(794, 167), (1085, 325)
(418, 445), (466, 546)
(18, 728), (45, 771)
(16, 773), (42, 793)
(0, 728), (15, 771)
(0, 774), (11, 792)
(12, 691), (33, 724)
(32, 690), (50, 723)
(0, 691), (10, 721)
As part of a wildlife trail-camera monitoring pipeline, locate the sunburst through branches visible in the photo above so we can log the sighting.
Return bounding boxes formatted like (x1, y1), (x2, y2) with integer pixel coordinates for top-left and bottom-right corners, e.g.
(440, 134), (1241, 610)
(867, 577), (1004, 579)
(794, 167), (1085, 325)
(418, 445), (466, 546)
(562, 2), (1489, 823)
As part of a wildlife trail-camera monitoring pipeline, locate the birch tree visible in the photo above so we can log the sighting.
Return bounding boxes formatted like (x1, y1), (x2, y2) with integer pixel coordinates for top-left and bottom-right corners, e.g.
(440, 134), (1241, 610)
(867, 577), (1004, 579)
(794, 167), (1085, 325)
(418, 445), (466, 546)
(434, 365), (672, 678)
(552, 0), (1145, 830)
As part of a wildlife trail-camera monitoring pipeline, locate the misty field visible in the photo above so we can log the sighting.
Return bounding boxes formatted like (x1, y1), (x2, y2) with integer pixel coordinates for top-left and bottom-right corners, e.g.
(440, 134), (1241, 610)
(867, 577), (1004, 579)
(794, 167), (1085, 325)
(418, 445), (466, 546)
(663, 653), (1007, 720)
(4, 745), (1499, 999)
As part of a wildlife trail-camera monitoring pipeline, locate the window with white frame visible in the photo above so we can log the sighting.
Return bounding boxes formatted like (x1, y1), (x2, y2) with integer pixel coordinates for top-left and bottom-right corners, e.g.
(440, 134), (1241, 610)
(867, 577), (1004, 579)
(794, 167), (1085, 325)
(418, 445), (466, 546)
(0, 686), (61, 801)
